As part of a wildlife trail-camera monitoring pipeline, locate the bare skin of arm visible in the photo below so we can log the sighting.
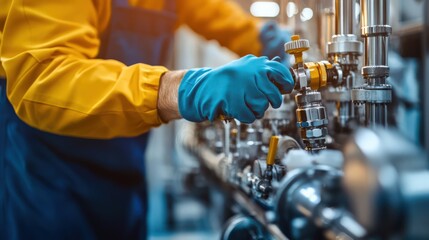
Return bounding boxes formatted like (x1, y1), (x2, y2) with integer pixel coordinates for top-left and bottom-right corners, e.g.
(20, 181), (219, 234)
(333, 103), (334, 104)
(157, 70), (187, 122)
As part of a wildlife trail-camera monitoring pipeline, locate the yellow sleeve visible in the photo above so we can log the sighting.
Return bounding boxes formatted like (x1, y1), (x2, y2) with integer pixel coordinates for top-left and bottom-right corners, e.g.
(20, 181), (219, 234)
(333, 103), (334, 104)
(177, 0), (262, 57)
(1, 0), (168, 139)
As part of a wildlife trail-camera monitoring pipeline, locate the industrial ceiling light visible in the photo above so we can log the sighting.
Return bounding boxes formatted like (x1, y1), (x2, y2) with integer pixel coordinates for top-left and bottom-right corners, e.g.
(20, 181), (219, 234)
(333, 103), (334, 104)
(300, 7), (314, 22)
(286, 2), (298, 18)
(250, 1), (280, 18)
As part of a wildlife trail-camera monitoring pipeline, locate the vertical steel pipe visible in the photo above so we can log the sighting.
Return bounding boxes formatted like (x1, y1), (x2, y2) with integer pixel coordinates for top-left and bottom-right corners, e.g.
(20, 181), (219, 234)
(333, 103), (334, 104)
(335, 0), (355, 35)
(358, 0), (392, 127)
(360, 0), (391, 73)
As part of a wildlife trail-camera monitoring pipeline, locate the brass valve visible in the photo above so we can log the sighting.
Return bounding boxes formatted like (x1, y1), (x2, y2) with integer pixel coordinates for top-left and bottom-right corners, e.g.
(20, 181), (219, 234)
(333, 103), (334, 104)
(285, 35), (339, 91)
(285, 35), (335, 151)
(305, 61), (332, 90)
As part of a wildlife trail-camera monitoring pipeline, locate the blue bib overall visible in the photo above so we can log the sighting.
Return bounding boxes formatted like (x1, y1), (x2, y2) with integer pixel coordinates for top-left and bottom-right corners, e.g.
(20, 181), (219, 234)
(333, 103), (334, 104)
(0, 0), (176, 239)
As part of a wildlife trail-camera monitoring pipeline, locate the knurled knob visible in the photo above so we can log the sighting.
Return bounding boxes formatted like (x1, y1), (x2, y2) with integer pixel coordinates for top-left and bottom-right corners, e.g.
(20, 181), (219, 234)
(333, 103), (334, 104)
(284, 35), (310, 54)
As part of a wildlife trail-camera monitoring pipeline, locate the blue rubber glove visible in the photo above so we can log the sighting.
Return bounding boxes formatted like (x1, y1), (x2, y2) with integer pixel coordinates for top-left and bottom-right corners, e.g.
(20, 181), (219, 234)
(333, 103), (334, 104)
(259, 21), (291, 62)
(178, 55), (294, 123)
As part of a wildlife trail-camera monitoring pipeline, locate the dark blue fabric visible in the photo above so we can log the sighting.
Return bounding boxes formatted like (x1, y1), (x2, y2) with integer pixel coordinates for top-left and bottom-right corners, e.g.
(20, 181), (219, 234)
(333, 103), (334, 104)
(1, 80), (150, 240)
(99, 0), (176, 66)
(0, 0), (177, 239)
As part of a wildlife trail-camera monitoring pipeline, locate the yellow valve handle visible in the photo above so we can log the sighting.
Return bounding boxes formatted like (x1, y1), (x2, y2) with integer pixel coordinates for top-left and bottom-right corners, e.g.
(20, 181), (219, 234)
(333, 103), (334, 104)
(285, 35), (309, 65)
(266, 136), (280, 166)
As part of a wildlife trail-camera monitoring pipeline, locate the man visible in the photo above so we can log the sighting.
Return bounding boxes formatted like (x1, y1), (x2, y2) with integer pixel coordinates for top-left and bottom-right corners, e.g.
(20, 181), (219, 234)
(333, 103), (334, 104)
(0, 0), (293, 239)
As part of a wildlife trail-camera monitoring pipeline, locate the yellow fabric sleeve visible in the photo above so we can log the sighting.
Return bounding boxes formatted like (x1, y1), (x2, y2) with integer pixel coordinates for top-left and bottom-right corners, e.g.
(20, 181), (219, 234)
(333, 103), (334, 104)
(177, 0), (262, 57)
(0, 0), (168, 139)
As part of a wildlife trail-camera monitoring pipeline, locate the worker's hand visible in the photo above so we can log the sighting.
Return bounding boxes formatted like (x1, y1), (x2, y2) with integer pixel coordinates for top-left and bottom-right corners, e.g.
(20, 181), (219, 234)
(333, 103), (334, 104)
(178, 55), (294, 123)
(259, 21), (291, 62)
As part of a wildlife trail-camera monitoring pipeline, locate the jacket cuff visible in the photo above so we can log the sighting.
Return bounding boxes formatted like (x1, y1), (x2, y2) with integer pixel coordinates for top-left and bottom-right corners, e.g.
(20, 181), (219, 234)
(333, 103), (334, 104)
(137, 63), (169, 127)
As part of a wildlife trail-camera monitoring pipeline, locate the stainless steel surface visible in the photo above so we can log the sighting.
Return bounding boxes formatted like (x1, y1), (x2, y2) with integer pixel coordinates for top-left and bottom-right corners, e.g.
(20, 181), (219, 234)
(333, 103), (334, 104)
(274, 165), (367, 239)
(351, 88), (392, 102)
(360, 0), (390, 27)
(356, 0), (392, 128)
(363, 35), (390, 67)
(323, 88), (351, 102)
(319, 7), (335, 56)
(327, 35), (363, 54)
(360, 0), (390, 68)
(343, 128), (428, 238)
(337, 101), (353, 128)
(360, 0), (391, 71)
(177, 1), (427, 239)
(365, 103), (388, 126)
(335, 0), (355, 35)
(361, 25), (392, 35)
(361, 66), (389, 77)
(325, 0), (363, 134)
(184, 135), (290, 240)
(295, 90), (329, 151)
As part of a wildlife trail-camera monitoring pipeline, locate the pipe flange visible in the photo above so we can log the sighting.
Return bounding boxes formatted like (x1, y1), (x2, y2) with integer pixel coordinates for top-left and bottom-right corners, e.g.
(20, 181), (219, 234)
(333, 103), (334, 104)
(295, 91), (322, 106)
(351, 88), (392, 103)
(361, 25), (392, 37)
(362, 66), (390, 78)
(322, 89), (351, 102)
(364, 83), (392, 91)
(327, 34), (363, 54)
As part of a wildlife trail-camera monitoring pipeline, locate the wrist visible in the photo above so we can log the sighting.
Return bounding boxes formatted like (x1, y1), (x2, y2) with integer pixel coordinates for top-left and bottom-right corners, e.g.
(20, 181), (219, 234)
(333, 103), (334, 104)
(157, 70), (187, 122)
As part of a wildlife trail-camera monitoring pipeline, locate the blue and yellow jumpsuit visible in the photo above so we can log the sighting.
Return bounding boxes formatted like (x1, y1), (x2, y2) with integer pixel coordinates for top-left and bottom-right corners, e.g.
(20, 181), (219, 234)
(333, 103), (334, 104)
(0, 0), (262, 238)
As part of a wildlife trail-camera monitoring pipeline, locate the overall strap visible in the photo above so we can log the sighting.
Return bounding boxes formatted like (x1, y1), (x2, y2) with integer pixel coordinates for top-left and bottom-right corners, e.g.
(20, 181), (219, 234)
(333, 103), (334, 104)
(113, 0), (176, 13)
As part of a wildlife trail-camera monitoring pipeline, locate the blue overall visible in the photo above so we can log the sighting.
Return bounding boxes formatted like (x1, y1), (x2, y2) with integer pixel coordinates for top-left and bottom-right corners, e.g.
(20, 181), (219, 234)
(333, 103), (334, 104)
(0, 0), (176, 239)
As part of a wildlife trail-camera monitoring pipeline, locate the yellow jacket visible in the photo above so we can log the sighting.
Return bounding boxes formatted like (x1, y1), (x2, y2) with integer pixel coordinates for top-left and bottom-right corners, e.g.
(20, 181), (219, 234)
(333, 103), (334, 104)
(0, 0), (261, 139)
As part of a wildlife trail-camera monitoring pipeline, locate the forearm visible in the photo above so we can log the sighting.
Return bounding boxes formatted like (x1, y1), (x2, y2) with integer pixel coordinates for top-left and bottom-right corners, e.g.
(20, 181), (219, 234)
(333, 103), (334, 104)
(3, 49), (168, 139)
(157, 70), (186, 122)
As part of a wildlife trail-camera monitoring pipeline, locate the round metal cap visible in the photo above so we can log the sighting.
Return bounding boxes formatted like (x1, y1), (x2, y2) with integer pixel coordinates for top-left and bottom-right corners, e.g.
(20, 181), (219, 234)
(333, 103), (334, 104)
(327, 34), (363, 54)
(284, 39), (310, 53)
(295, 91), (322, 106)
(362, 66), (389, 77)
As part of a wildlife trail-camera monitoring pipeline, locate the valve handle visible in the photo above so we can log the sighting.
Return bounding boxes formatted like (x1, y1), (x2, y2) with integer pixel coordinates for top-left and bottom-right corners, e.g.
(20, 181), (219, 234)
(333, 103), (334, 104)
(266, 136), (280, 166)
(284, 35), (310, 65)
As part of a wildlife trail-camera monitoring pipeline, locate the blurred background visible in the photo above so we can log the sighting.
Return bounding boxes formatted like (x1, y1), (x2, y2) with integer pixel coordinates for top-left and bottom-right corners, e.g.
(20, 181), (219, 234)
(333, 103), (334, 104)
(146, 0), (427, 239)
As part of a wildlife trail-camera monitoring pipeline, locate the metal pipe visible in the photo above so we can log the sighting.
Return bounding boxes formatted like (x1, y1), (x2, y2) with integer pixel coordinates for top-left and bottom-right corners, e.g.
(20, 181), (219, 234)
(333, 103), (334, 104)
(360, 0), (391, 71)
(361, 0), (389, 27)
(319, 1), (335, 56)
(326, 0), (362, 133)
(365, 103), (388, 126)
(365, 36), (389, 66)
(357, 0), (392, 127)
(335, 0), (355, 35)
